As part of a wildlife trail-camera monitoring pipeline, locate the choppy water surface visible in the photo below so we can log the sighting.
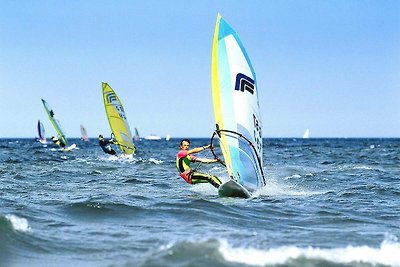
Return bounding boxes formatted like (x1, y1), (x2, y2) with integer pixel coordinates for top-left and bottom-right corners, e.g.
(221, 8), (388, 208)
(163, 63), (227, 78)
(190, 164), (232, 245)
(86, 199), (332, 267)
(1, 138), (399, 267)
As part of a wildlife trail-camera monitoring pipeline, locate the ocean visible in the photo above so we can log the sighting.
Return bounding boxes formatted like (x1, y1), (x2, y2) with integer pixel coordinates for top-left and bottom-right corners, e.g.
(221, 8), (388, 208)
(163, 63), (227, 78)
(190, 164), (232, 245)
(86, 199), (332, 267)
(0, 138), (399, 267)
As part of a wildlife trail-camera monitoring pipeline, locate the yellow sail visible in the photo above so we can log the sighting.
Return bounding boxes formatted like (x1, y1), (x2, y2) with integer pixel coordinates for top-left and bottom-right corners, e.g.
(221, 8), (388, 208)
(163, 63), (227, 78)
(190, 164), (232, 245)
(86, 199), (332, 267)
(102, 82), (135, 155)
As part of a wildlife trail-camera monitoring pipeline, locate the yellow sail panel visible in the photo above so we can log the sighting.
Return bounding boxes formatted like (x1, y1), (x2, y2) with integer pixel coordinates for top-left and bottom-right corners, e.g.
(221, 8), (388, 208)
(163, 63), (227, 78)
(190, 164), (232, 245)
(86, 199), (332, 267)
(212, 14), (223, 128)
(211, 14), (234, 176)
(102, 82), (135, 155)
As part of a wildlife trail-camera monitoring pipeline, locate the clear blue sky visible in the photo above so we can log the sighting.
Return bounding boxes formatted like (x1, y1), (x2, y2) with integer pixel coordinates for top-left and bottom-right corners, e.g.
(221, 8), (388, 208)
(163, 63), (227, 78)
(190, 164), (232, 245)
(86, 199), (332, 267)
(1, 0), (399, 138)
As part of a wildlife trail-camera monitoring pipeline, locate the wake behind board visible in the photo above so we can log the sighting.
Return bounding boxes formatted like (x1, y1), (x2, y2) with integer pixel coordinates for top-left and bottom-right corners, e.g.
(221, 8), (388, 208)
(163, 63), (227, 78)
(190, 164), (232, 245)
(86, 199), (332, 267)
(218, 179), (251, 198)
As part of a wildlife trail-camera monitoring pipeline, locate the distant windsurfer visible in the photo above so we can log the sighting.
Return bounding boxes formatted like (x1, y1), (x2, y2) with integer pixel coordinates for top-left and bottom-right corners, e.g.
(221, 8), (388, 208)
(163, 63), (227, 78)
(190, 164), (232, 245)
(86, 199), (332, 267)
(51, 136), (65, 148)
(176, 139), (222, 189)
(98, 134), (117, 156)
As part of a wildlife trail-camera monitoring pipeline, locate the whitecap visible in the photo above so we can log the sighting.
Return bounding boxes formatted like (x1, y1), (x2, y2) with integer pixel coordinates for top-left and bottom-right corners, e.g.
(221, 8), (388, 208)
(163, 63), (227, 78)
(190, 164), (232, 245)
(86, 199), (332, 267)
(353, 166), (373, 170)
(283, 174), (301, 180)
(5, 214), (31, 232)
(148, 158), (163, 164)
(218, 237), (400, 266)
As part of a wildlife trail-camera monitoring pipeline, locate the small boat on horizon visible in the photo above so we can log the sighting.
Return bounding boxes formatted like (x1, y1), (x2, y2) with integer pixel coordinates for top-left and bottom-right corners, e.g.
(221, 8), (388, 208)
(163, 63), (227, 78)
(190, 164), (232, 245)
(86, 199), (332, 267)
(144, 134), (161, 140)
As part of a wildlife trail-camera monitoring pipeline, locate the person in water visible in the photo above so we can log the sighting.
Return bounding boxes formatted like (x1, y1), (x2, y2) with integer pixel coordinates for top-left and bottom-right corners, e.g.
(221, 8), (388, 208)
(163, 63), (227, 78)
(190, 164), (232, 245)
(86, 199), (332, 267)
(51, 136), (66, 148)
(98, 134), (117, 155)
(176, 139), (222, 189)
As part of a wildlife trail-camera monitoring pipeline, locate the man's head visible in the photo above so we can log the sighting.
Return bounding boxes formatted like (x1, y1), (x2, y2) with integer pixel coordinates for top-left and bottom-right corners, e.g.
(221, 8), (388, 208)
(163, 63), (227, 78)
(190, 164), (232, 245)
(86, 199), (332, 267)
(180, 139), (190, 150)
(99, 134), (103, 139)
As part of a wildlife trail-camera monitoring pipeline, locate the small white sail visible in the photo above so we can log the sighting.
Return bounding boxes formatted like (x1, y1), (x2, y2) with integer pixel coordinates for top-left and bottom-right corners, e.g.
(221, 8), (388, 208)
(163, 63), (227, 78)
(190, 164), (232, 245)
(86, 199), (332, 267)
(303, 129), (310, 139)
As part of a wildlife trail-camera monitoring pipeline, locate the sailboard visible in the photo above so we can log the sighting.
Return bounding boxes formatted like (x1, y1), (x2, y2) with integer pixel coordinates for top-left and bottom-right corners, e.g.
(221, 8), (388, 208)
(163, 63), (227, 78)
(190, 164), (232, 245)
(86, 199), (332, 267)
(41, 99), (69, 147)
(102, 82), (135, 155)
(80, 124), (89, 142)
(211, 14), (266, 198)
(37, 120), (47, 144)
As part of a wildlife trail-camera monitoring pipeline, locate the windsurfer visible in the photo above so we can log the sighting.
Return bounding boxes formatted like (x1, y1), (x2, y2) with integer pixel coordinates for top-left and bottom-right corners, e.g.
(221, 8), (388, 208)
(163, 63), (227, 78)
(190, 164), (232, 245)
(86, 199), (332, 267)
(98, 134), (117, 155)
(51, 136), (66, 148)
(176, 139), (222, 189)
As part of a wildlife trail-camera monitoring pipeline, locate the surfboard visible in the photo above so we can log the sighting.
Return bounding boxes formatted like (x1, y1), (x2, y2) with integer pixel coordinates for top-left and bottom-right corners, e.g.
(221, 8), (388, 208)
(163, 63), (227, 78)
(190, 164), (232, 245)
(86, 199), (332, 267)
(63, 143), (77, 151)
(218, 179), (251, 198)
(211, 14), (266, 198)
(102, 82), (135, 155)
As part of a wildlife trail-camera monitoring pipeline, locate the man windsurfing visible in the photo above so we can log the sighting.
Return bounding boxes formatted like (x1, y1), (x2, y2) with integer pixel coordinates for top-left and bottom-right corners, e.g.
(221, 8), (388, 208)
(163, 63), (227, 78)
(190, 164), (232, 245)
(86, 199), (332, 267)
(176, 139), (222, 189)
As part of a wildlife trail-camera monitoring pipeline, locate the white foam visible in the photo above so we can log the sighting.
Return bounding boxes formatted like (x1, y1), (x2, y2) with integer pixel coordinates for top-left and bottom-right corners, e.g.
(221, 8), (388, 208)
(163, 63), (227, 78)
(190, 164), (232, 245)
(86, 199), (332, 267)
(353, 166), (374, 170)
(5, 214), (31, 232)
(218, 237), (400, 266)
(190, 183), (218, 195)
(283, 174), (301, 180)
(254, 179), (325, 198)
(148, 158), (163, 164)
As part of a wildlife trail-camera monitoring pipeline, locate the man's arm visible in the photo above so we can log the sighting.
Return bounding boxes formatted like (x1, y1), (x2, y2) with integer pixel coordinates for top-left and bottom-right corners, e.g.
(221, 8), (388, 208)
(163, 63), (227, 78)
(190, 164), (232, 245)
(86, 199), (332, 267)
(195, 158), (218, 163)
(187, 144), (212, 155)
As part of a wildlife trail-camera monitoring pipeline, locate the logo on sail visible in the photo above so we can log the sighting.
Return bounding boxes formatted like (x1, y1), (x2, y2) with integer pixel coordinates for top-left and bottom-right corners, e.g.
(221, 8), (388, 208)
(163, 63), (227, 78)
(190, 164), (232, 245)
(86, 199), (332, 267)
(106, 92), (117, 104)
(235, 73), (254, 94)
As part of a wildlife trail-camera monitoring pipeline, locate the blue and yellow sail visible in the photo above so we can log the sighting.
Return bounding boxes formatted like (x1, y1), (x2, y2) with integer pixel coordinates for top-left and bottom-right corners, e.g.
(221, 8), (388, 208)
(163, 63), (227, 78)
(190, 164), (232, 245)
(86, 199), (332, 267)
(211, 14), (265, 192)
(102, 82), (135, 155)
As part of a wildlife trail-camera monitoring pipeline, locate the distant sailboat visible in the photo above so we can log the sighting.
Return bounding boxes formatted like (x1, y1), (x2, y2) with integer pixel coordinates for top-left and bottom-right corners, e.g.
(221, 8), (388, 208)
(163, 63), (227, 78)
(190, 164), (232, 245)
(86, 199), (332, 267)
(144, 134), (161, 140)
(41, 99), (76, 151)
(134, 127), (141, 141)
(37, 120), (47, 144)
(165, 134), (171, 141)
(80, 124), (89, 142)
(303, 129), (310, 139)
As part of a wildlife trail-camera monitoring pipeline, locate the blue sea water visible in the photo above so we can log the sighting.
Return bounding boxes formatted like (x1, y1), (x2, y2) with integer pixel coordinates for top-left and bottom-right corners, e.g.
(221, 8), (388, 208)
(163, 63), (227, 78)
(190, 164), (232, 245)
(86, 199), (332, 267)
(0, 138), (399, 267)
